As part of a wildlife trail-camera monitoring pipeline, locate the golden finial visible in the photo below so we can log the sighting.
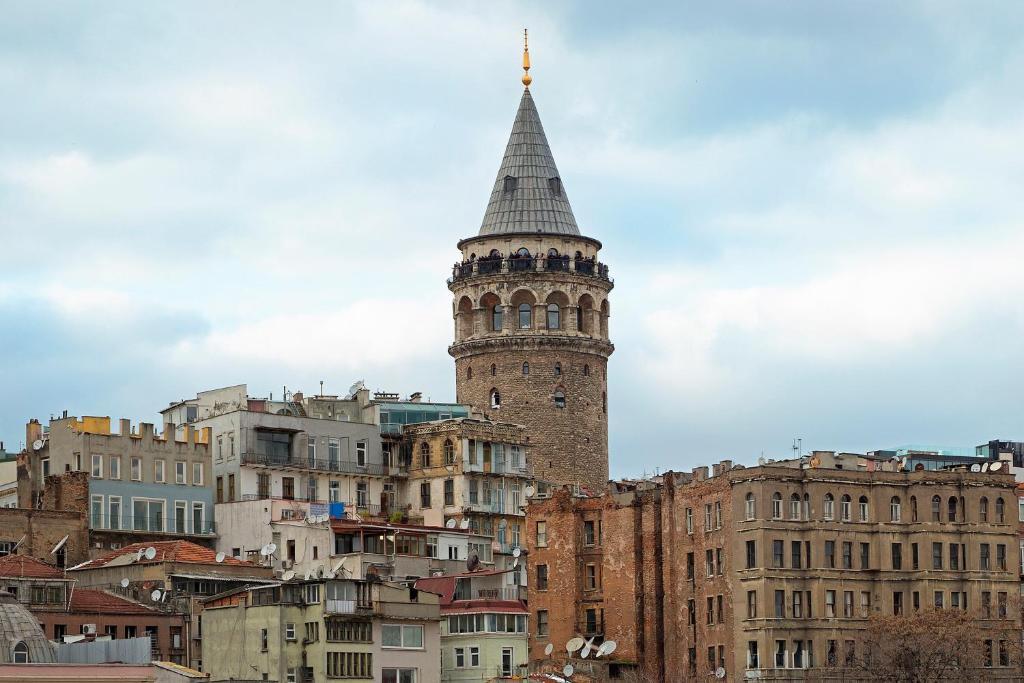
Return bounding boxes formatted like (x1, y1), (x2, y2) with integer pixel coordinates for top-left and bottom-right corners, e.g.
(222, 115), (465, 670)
(522, 28), (532, 87)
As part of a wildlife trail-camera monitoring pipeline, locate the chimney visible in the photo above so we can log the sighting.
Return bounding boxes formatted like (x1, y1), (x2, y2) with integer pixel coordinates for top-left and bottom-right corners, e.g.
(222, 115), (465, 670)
(164, 422), (176, 442)
(711, 463), (721, 477)
(26, 419), (42, 449)
(720, 459), (733, 472)
(186, 425), (196, 445)
(119, 419), (131, 436)
(140, 423), (154, 440)
(692, 466), (708, 482)
(409, 392), (422, 403)
(293, 391), (303, 403)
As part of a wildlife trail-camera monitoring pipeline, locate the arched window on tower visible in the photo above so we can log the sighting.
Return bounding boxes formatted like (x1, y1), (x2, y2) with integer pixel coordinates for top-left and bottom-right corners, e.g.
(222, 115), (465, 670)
(522, 362), (530, 376)
(518, 303), (532, 329)
(490, 388), (501, 409)
(553, 389), (565, 409)
(548, 176), (562, 196)
(467, 366), (473, 380)
(602, 391), (607, 414)
(503, 175), (518, 193)
(490, 364), (497, 377)
(547, 303), (561, 330)
(554, 362), (562, 376)
(583, 364), (590, 376)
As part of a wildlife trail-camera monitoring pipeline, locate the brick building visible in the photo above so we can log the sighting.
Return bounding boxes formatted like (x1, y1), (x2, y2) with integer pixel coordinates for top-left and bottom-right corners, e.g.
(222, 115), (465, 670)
(447, 54), (613, 491)
(527, 453), (1023, 681)
(0, 505), (88, 568)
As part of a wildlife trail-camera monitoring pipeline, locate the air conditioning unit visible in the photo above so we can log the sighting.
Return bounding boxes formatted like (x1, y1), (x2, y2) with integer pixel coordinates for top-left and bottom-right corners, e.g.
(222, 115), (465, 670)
(281, 559), (294, 570)
(82, 624), (96, 635)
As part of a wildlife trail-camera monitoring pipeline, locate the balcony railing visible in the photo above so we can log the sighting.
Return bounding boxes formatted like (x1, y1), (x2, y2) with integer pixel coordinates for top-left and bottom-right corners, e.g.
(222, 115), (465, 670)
(449, 257), (611, 284)
(89, 515), (216, 535)
(241, 452), (385, 476)
(473, 587), (526, 602)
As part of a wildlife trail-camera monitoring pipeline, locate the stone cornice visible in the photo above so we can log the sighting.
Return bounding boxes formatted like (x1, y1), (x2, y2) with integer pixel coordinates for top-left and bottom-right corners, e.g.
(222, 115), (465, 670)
(448, 269), (614, 294)
(449, 335), (614, 359)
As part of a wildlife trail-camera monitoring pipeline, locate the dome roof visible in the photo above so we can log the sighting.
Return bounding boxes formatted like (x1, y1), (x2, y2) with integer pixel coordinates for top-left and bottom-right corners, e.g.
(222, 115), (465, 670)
(0, 591), (55, 663)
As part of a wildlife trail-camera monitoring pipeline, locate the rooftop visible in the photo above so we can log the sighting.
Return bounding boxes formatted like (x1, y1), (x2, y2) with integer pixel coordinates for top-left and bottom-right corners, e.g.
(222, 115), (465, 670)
(0, 556), (67, 580)
(68, 589), (158, 616)
(69, 540), (253, 571)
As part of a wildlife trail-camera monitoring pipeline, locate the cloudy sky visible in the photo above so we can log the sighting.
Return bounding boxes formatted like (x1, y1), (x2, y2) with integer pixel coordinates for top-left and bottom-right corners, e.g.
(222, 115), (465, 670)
(2, 2), (1022, 476)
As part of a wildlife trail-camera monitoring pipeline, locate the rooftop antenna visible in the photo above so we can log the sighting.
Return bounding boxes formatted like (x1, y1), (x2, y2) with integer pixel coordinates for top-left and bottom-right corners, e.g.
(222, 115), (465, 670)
(792, 438), (802, 458)
(319, 380), (324, 396)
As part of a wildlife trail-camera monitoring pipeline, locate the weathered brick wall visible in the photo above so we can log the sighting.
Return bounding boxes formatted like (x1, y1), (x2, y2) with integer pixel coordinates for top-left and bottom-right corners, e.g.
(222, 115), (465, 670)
(38, 470), (90, 514)
(454, 349), (608, 489)
(0, 508), (89, 565)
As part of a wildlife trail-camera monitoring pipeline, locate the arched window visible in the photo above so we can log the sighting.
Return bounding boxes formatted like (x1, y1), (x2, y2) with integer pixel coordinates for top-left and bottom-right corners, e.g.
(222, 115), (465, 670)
(522, 362), (529, 375)
(492, 305), (503, 331)
(890, 496), (902, 522)
(996, 497), (1005, 523)
(12, 641), (28, 664)
(419, 442), (430, 469)
(518, 303), (532, 329)
(554, 362), (562, 376)
(443, 439), (455, 466)
(931, 495), (941, 521)
(858, 496), (869, 522)
(553, 390), (566, 409)
(823, 493), (834, 520)
(790, 494), (801, 520)
(601, 392), (607, 414)
(466, 366), (473, 380)
(547, 303), (561, 330)
(548, 176), (562, 196)
(503, 175), (517, 192)
(980, 497), (989, 522)
(576, 306), (584, 331)
(517, 247), (531, 257)
(489, 388), (501, 409)
(745, 493), (756, 520)
(771, 492), (782, 519)
(583, 364), (590, 376)
(840, 494), (851, 521)
(948, 496), (958, 522)
(548, 248), (560, 258)
(910, 496), (918, 522)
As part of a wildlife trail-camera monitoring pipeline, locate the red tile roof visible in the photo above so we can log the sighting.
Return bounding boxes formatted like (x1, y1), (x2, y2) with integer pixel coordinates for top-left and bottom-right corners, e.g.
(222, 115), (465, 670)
(0, 554), (67, 579)
(70, 540), (254, 571)
(70, 589), (158, 615)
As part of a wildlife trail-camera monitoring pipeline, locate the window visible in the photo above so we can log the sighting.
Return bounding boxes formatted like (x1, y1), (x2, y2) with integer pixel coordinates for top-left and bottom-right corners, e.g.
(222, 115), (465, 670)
(522, 362), (529, 375)
(998, 592), (1007, 618)
(356, 482), (368, 507)
(891, 543), (902, 570)
(547, 303), (560, 329)
(327, 620), (372, 643)
(932, 542), (943, 569)
(772, 492), (782, 519)
(704, 503), (713, 531)
(91, 454), (102, 478)
(192, 462), (203, 486)
(503, 175), (517, 192)
(175, 461), (186, 484)
(825, 590), (836, 617)
(997, 543), (1007, 571)
(825, 540), (835, 568)
(790, 494), (801, 520)
(536, 610), (548, 636)
(518, 303), (532, 329)
(154, 460), (165, 484)
(327, 652), (373, 679)
(996, 497), (1005, 523)
(860, 542), (869, 569)
(823, 493), (834, 520)
(792, 591), (803, 618)
(260, 628), (268, 651)
(492, 305), (503, 331)
(982, 591), (992, 618)
(772, 540), (784, 568)
(419, 442), (430, 468)
(893, 591), (903, 615)
(443, 479), (454, 507)
(748, 641), (759, 668)
(716, 547), (724, 575)
(685, 507), (693, 534)
(890, 496), (901, 522)
(840, 494), (851, 521)
(109, 497), (121, 530)
(91, 495), (103, 528)
(706, 549), (715, 577)
(860, 591), (871, 617)
(583, 520), (598, 546)
(948, 496), (958, 522)
(981, 496), (989, 522)
(490, 388), (501, 409)
(381, 669), (416, 683)
(931, 495), (941, 521)
(843, 590), (854, 618)
(950, 543), (960, 570)
(714, 501), (722, 528)
(774, 590), (785, 618)
(791, 541), (802, 569)
(775, 640), (787, 668)
(747, 590), (757, 618)
(842, 541), (852, 569)
(420, 482), (431, 508)
(536, 564), (548, 590)
(981, 543), (991, 570)
(536, 521), (547, 547)
(356, 441), (367, 467)
(554, 362), (562, 376)
(858, 496), (868, 521)
(745, 493), (756, 520)
(910, 495), (918, 521)
(382, 624), (423, 649)
(285, 623), (296, 640)
(553, 389), (565, 409)
(12, 641), (28, 664)
(585, 563), (599, 590)
(746, 540), (757, 569)
(109, 456), (120, 480)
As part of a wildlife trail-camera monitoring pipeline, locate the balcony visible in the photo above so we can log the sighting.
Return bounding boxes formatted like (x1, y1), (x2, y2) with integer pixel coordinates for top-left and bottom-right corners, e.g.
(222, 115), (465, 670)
(462, 498), (512, 515)
(449, 256), (611, 285)
(472, 587), (526, 602)
(577, 617), (605, 639)
(241, 452), (386, 476)
(90, 515), (216, 536)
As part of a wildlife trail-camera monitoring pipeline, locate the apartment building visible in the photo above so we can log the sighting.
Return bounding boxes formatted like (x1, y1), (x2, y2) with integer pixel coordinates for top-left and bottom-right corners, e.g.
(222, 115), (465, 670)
(19, 416), (214, 554)
(201, 577), (441, 683)
(527, 452), (1022, 681)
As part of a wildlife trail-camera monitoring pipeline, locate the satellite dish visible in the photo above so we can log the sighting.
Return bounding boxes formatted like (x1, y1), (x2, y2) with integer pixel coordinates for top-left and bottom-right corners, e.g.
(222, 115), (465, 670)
(512, 547), (521, 558)
(267, 543), (277, 555)
(144, 547), (157, 560)
(325, 571), (336, 579)
(445, 519), (457, 529)
(715, 667), (726, 679)
(562, 665), (574, 677)
(981, 462), (990, 472)
(990, 461), (1003, 472)
(544, 643), (554, 656)
(215, 552), (226, 563)
(32, 439), (44, 451)
(150, 589), (162, 601)
(566, 637), (585, 654)
(305, 515), (315, 524)
(119, 578), (130, 588)
(970, 464), (982, 472)
(581, 636), (595, 658)
(459, 519), (470, 529)
(282, 570), (295, 581)
(304, 569), (313, 581)
(524, 485), (535, 498)
(602, 640), (617, 657)
(259, 545), (270, 557)
(347, 380), (365, 398)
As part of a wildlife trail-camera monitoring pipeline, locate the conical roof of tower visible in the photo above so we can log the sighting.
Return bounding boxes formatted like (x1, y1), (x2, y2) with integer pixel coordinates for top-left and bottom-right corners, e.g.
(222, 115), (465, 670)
(478, 88), (580, 237)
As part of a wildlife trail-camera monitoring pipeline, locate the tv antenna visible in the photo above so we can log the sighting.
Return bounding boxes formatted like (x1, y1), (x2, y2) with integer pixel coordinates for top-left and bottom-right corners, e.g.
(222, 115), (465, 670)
(792, 438), (802, 458)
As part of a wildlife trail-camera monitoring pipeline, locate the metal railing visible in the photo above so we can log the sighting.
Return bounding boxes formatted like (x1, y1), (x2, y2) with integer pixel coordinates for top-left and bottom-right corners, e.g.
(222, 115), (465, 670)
(474, 587), (526, 602)
(90, 515), (216, 535)
(449, 257), (611, 284)
(241, 452), (385, 476)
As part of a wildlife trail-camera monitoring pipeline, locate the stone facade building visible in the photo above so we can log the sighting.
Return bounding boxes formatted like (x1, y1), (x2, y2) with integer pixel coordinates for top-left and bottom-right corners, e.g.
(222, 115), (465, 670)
(448, 76), (613, 491)
(527, 453), (1023, 681)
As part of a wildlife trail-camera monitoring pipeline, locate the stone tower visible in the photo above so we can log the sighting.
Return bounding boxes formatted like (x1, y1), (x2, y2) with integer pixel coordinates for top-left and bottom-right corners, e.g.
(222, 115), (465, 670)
(448, 52), (613, 490)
